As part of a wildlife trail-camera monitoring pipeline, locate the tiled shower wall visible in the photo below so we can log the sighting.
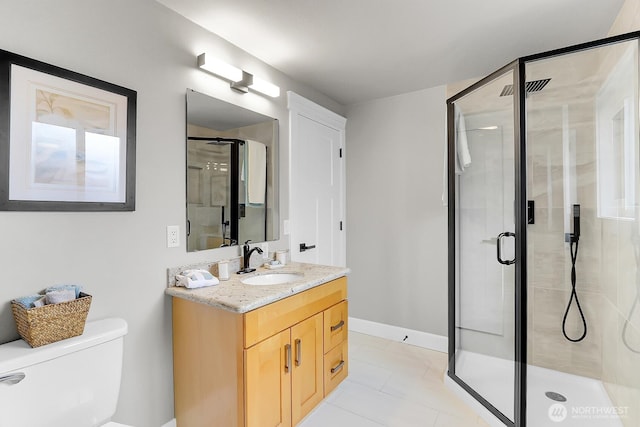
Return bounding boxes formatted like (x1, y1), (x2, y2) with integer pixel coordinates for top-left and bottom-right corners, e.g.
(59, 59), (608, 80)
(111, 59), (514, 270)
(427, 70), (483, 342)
(601, 219), (640, 426)
(603, 1), (640, 421)
(526, 102), (606, 380)
(526, 52), (640, 426)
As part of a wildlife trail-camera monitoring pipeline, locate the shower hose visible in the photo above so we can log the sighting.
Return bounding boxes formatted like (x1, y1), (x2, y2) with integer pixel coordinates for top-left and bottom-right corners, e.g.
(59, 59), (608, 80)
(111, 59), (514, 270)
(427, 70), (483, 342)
(622, 295), (640, 353)
(562, 239), (587, 342)
(622, 234), (640, 354)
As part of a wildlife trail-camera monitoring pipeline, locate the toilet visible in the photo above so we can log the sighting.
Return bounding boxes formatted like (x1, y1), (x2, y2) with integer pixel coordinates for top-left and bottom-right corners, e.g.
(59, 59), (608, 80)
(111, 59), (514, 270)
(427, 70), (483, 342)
(0, 318), (133, 427)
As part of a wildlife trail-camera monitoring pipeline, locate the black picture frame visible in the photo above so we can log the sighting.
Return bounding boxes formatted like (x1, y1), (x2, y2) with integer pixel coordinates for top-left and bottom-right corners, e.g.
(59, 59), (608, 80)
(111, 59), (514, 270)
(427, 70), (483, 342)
(0, 49), (136, 211)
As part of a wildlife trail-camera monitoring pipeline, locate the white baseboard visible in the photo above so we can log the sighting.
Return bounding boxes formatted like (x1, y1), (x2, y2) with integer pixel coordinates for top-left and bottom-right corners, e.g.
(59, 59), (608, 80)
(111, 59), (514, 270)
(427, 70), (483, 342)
(161, 419), (176, 427)
(348, 317), (448, 353)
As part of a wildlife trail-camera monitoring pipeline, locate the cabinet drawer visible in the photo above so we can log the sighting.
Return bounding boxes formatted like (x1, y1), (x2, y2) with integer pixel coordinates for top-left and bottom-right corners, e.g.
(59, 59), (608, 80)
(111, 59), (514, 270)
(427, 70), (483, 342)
(244, 277), (347, 348)
(324, 340), (348, 397)
(324, 301), (348, 352)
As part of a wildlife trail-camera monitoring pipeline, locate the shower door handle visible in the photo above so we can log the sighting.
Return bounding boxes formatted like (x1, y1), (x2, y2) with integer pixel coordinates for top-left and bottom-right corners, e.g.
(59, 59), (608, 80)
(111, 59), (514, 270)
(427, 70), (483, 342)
(496, 232), (516, 265)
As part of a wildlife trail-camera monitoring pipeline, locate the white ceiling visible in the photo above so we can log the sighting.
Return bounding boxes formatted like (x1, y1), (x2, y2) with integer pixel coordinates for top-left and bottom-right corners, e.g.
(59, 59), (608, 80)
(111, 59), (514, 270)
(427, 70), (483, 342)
(158, 0), (624, 106)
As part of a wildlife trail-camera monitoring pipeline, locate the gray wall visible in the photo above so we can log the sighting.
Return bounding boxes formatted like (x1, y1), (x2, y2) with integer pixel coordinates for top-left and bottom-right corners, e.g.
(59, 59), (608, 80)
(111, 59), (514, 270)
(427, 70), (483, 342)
(346, 86), (448, 336)
(0, 1), (343, 426)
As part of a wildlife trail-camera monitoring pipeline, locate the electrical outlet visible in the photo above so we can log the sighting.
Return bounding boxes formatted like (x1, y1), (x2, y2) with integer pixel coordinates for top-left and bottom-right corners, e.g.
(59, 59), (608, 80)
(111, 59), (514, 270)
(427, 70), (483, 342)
(260, 242), (269, 258)
(167, 225), (180, 248)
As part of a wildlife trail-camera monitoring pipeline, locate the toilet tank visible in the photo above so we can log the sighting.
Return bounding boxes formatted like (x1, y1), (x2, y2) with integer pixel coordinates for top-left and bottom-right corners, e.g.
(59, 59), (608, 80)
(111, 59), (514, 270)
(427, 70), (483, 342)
(0, 318), (128, 427)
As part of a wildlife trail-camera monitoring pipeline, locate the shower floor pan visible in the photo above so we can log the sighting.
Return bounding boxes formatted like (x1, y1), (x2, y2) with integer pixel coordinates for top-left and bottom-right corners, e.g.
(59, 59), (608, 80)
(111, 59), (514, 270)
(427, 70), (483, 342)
(451, 350), (623, 427)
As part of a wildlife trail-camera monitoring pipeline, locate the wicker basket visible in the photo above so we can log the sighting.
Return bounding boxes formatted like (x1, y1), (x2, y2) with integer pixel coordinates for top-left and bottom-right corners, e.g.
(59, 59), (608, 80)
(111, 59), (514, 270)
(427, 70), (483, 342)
(11, 292), (92, 348)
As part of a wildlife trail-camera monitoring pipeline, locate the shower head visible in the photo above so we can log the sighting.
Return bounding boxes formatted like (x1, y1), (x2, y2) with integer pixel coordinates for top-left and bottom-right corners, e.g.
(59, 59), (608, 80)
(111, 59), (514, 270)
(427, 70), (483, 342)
(499, 78), (551, 97)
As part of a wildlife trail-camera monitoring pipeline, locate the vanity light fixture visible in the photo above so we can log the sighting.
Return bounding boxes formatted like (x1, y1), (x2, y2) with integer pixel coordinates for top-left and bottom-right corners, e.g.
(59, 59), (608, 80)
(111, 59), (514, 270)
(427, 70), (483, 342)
(197, 53), (280, 98)
(197, 53), (242, 82)
(249, 76), (280, 98)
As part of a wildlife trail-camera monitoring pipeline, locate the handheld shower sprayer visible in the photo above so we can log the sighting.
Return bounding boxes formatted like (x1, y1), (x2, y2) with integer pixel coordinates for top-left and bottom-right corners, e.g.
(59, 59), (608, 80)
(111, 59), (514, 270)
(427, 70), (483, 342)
(572, 204), (580, 241)
(562, 204), (587, 342)
(565, 204), (580, 243)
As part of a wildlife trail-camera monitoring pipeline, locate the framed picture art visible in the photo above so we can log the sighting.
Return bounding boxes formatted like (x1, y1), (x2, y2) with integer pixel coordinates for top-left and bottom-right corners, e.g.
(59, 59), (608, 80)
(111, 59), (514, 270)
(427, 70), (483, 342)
(0, 49), (136, 211)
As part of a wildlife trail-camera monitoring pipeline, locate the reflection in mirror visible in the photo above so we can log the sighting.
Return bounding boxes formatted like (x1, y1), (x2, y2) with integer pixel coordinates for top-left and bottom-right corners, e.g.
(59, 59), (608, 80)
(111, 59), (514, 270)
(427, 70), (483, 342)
(186, 89), (279, 252)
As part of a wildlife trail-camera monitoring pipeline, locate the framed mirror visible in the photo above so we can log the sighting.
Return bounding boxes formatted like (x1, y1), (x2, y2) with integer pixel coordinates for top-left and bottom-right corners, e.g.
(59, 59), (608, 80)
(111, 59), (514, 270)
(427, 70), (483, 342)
(186, 89), (279, 252)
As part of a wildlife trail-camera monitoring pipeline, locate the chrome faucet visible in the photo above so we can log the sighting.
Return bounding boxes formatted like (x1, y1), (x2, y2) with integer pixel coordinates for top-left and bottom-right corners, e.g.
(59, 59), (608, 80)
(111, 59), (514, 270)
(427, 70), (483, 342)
(238, 240), (263, 274)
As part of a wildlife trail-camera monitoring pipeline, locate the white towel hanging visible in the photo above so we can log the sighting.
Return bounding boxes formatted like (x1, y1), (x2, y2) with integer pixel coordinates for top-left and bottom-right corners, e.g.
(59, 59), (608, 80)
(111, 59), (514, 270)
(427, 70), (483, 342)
(246, 140), (266, 205)
(455, 105), (472, 173)
(442, 104), (472, 206)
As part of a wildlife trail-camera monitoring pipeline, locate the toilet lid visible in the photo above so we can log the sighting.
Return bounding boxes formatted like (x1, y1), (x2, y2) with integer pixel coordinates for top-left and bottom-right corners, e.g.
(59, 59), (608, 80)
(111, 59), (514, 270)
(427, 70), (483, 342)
(104, 423), (134, 427)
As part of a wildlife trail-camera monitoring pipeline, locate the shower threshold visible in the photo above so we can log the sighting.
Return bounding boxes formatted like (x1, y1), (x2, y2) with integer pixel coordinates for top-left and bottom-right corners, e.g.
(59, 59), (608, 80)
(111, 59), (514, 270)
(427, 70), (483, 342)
(447, 350), (623, 427)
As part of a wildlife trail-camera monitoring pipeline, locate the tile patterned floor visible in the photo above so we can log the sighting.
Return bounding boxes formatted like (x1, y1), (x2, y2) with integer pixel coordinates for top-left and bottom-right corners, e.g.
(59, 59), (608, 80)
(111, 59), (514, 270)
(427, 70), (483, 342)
(299, 331), (490, 427)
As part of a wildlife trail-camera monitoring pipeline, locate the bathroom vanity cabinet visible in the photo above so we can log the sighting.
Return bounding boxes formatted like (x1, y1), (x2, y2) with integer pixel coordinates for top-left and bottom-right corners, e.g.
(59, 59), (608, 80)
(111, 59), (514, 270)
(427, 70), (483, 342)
(171, 276), (348, 427)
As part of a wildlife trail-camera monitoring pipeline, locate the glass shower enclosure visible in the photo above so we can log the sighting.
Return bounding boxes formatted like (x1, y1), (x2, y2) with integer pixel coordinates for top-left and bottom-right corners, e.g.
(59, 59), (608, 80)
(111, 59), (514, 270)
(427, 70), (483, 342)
(447, 32), (640, 427)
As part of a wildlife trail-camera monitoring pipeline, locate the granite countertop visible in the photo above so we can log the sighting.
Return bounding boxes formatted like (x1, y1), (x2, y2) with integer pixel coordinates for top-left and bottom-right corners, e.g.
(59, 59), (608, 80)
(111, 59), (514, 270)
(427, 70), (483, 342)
(165, 262), (349, 313)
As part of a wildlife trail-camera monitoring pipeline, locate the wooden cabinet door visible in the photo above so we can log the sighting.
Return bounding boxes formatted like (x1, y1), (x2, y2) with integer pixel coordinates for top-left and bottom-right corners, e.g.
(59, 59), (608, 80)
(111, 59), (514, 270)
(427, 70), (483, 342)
(291, 313), (324, 425)
(245, 329), (292, 427)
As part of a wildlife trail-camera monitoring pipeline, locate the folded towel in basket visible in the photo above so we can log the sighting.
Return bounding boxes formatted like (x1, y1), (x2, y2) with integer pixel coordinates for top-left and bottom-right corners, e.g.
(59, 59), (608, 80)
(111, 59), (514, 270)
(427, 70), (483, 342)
(46, 284), (82, 298)
(45, 288), (76, 305)
(14, 295), (42, 309)
(176, 269), (220, 289)
(14, 284), (82, 309)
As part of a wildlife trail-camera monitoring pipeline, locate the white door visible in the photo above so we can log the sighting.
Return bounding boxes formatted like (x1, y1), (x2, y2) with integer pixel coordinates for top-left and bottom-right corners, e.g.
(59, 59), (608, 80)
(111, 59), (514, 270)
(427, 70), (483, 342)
(288, 92), (346, 266)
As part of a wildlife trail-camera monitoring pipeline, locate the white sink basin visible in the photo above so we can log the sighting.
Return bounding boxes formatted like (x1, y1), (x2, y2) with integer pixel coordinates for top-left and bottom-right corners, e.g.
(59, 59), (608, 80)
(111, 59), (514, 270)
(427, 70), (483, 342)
(241, 273), (303, 286)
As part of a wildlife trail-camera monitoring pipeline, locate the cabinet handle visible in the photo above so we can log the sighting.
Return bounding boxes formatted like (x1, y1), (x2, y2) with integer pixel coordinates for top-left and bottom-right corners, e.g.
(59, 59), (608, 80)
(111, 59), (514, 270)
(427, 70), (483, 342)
(330, 320), (345, 332)
(284, 344), (291, 373)
(330, 360), (345, 374)
(295, 338), (302, 366)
